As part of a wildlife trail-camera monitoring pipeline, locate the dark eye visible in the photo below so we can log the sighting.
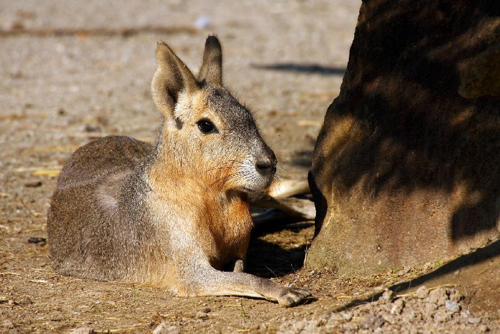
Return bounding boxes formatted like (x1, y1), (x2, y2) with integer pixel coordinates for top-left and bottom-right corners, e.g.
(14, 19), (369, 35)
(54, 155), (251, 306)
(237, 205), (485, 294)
(197, 119), (216, 134)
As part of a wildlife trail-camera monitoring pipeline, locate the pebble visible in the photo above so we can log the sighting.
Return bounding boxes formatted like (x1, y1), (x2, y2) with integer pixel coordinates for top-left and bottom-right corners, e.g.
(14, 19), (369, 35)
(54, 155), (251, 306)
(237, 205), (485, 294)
(390, 299), (405, 314)
(445, 300), (461, 313)
(71, 328), (94, 334)
(424, 302), (437, 317)
(381, 289), (393, 302)
(382, 313), (396, 325)
(341, 322), (358, 331)
(468, 317), (482, 324)
(275, 287), (491, 333)
(341, 311), (353, 321)
(416, 286), (429, 299)
(195, 16), (211, 29)
(428, 288), (447, 306)
(196, 311), (209, 320)
(152, 321), (180, 334)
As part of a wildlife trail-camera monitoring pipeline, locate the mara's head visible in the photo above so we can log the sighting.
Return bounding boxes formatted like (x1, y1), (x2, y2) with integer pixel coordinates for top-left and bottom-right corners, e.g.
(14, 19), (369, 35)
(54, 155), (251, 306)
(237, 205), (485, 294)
(151, 36), (276, 193)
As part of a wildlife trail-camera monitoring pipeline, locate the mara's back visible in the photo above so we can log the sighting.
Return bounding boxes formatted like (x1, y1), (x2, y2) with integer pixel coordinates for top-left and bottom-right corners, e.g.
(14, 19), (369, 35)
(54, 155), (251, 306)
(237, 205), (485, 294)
(47, 136), (152, 281)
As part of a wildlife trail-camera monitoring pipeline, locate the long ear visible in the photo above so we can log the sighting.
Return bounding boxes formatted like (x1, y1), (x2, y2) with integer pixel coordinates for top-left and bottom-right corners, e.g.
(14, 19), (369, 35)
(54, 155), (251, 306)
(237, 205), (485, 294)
(151, 42), (199, 119)
(198, 35), (223, 85)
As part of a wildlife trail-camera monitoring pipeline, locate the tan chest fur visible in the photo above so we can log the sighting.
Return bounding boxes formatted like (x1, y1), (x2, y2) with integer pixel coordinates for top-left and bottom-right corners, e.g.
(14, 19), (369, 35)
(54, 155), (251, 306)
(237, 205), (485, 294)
(148, 163), (253, 269)
(201, 193), (253, 268)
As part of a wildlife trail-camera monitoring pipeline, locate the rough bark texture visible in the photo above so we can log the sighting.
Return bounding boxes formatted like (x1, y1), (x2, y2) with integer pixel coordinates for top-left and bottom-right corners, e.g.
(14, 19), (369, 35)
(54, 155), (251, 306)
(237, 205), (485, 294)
(307, 0), (500, 275)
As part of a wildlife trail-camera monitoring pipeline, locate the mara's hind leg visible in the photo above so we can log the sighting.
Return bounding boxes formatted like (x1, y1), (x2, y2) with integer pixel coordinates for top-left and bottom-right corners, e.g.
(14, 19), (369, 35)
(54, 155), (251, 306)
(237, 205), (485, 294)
(250, 178), (316, 224)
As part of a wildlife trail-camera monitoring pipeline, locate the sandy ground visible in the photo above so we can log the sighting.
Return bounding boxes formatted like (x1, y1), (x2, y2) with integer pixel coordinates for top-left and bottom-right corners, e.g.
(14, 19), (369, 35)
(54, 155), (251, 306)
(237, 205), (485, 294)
(1, 1), (499, 333)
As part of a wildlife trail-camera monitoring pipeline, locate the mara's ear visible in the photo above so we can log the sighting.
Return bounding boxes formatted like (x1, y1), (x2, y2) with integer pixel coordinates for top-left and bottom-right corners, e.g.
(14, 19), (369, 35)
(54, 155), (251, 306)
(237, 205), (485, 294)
(198, 35), (223, 86)
(151, 41), (199, 119)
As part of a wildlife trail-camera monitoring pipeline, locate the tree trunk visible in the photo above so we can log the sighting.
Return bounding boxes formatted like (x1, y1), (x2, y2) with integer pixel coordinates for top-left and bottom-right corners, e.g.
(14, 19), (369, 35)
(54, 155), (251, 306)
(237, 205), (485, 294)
(307, 0), (500, 275)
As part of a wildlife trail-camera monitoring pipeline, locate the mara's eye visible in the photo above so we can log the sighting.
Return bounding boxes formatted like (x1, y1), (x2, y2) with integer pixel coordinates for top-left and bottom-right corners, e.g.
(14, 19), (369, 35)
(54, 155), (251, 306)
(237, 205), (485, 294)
(197, 119), (216, 134)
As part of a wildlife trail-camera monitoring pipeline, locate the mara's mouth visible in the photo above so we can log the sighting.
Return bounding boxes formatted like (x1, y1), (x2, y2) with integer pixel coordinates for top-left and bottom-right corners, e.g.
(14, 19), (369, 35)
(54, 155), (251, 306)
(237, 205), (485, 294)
(237, 178), (274, 194)
(238, 186), (259, 194)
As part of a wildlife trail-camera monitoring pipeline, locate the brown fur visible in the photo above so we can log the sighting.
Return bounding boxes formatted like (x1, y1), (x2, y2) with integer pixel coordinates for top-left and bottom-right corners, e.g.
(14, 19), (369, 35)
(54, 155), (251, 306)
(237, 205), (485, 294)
(47, 36), (310, 306)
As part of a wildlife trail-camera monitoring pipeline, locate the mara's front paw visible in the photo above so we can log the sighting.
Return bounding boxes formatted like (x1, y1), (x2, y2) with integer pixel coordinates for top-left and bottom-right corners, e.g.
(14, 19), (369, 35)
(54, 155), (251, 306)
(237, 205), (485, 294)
(278, 287), (312, 307)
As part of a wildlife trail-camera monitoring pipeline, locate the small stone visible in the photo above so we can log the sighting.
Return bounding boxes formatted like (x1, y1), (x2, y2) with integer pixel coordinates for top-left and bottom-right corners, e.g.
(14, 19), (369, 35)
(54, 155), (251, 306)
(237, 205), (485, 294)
(152, 321), (179, 334)
(425, 302), (437, 315)
(416, 286), (429, 299)
(445, 300), (461, 313)
(428, 288), (447, 306)
(341, 311), (353, 321)
(24, 181), (42, 188)
(201, 307), (211, 313)
(341, 322), (358, 331)
(28, 237), (47, 246)
(84, 124), (100, 132)
(468, 317), (481, 324)
(382, 313), (396, 325)
(381, 289), (393, 302)
(71, 328), (94, 334)
(329, 313), (343, 321)
(196, 311), (209, 320)
(390, 299), (405, 314)
(194, 16), (211, 29)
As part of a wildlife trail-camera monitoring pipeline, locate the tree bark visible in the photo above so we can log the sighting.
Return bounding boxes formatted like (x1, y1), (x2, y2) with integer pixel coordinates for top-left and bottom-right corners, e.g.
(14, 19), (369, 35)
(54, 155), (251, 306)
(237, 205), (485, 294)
(307, 0), (500, 275)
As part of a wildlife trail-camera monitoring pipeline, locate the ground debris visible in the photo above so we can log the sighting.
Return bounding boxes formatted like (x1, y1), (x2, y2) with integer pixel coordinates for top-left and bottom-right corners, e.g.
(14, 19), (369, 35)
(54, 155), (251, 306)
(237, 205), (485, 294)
(71, 328), (94, 334)
(277, 287), (490, 333)
(152, 321), (180, 334)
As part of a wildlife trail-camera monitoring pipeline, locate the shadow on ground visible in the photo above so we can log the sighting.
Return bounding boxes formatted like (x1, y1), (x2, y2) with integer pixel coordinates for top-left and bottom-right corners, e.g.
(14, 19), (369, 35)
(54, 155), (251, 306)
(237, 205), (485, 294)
(251, 63), (346, 76)
(334, 239), (500, 313)
(246, 220), (314, 278)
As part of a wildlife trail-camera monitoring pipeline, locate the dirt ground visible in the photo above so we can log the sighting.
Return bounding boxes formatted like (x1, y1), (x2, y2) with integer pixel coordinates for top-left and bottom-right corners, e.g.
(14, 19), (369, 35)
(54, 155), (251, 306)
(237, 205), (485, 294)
(1, 1), (499, 333)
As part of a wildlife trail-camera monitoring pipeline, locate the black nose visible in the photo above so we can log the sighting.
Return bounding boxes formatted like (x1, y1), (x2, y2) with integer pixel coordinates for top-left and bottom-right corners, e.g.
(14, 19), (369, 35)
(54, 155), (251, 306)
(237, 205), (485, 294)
(255, 155), (277, 175)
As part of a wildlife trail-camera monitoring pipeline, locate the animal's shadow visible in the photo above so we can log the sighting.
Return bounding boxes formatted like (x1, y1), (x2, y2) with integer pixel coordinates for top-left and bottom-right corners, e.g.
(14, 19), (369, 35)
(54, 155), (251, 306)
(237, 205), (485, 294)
(245, 219), (313, 278)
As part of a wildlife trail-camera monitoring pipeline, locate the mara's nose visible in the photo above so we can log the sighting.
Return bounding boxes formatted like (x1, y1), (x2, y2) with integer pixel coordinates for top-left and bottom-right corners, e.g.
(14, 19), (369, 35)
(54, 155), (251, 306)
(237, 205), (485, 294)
(255, 153), (277, 175)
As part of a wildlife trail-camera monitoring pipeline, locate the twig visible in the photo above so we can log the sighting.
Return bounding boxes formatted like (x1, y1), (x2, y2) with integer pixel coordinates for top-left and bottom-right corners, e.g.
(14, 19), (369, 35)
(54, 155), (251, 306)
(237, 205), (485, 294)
(396, 283), (458, 298)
